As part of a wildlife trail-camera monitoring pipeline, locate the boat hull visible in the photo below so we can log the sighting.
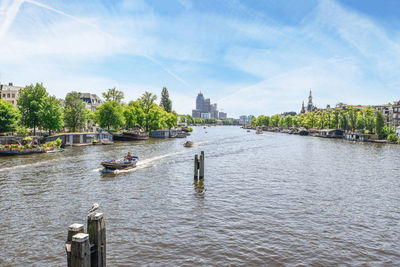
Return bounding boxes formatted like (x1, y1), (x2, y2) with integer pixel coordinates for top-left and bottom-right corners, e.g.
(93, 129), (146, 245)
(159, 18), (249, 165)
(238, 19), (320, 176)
(101, 159), (138, 170)
(0, 150), (45, 156)
(113, 132), (149, 141)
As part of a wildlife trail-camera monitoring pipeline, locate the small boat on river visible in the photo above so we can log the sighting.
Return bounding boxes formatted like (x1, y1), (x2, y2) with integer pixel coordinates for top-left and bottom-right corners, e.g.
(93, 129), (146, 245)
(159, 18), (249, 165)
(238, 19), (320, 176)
(183, 141), (194, 147)
(256, 129), (263, 134)
(101, 156), (139, 171)
(46, 148), (64, 153)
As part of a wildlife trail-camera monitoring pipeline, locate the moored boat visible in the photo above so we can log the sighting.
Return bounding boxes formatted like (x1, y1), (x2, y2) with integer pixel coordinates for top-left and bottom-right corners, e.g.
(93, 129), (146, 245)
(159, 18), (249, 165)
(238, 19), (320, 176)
(113, 131), (149, 141)
(46, 148), (65, 153)
(256, 129), (263, 134)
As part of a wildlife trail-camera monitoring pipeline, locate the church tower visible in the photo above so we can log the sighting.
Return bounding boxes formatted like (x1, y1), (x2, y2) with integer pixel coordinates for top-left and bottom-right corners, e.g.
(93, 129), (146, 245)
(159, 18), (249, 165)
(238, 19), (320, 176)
(307, 90), (314, 112)
(300, 101), (306, 114)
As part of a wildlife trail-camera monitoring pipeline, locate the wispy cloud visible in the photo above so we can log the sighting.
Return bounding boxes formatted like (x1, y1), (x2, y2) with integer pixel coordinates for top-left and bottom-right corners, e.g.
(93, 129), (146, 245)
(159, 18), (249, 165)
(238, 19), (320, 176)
(1, 0), (399, 116)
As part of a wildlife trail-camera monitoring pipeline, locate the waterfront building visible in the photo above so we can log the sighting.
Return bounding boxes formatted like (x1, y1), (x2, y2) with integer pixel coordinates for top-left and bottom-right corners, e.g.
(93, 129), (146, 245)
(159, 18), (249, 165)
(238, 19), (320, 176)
(282, 111), (297, 117)
(219, 112), (227, 120)
(204, 98), (211, 113)
(248, 115), (255, 123)
(79, 93), (103, 112)
(392, 101), (400, 126)
(201, 112), (211, 119)
(193, 92), (227, 119)
(239, 115), (247, 125)
(192, 109), (201, 118)
(374, 105), (392, 125)
(0, 82), (23, 108)
(211, 103), (218, 119)
(300, 101), (306, 114)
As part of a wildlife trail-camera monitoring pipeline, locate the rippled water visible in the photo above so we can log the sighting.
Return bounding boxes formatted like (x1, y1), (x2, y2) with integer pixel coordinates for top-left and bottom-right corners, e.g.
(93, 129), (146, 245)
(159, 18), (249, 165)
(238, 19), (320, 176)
(0, 126), (399, 266)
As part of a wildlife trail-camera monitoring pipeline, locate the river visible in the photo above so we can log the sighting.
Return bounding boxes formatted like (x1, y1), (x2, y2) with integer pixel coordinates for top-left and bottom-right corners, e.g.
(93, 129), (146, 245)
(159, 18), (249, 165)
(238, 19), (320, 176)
(0, 126), (399, 266)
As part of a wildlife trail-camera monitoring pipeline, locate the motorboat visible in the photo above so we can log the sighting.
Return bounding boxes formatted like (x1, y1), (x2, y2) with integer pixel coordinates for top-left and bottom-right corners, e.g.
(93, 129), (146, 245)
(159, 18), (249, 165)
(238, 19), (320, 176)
(183, 141), (194, 147)
(101, 156), (138, 170)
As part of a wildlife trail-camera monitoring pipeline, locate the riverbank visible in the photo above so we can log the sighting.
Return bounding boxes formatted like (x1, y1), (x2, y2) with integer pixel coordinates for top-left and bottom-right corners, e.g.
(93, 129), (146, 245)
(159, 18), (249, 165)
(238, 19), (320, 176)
(244, 125), (396, 144)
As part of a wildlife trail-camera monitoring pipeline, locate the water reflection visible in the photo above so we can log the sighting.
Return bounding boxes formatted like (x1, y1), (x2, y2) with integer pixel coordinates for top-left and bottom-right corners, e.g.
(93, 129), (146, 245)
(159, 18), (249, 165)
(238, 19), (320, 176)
(194, 178), (206, 196)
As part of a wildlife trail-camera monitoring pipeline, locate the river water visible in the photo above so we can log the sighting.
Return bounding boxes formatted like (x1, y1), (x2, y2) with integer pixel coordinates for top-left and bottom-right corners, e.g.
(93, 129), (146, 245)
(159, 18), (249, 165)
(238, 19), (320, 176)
(0, 126), (399, 266)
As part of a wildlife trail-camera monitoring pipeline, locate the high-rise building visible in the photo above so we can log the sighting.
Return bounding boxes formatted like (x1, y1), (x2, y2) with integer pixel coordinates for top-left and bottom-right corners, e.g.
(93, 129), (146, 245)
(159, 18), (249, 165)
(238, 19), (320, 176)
(196, 92), (204, 112)
(211, 103), (218, 119)
(204, 98), (211, 113)
(193, 92), (227, 120)
(192, 109), (201, 118)
(219, 112), (227, 120)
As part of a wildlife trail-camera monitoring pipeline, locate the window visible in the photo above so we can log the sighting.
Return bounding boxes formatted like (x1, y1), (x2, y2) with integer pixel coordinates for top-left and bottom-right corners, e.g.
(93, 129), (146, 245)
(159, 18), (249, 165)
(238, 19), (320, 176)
(11, 100), (14, 104)
(2, 94), (5, 98)
(12, 94), (15, 98)
(7, 94), (10, 98)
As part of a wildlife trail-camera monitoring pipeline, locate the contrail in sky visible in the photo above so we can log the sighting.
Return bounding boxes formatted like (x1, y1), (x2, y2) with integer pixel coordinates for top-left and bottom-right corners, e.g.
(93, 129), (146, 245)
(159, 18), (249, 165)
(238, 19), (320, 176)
(0, 0), (24, 41)
(0, 0), (193, 91)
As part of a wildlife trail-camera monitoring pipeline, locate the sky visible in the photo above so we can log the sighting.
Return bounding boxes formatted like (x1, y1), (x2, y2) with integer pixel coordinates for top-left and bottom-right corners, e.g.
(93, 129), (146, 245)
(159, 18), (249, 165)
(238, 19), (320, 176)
(1, 0), (400, 117)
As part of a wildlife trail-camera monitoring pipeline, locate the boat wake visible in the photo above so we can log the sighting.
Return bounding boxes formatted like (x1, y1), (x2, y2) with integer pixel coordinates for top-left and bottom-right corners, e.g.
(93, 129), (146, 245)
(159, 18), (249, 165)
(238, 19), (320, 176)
(0, 158), (60, 173)
(96, 149), (189, 174)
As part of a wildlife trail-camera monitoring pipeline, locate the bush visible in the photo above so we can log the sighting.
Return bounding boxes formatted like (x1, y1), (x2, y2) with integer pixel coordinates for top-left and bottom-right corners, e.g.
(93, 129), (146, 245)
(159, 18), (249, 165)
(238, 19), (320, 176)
(18, 145), (24, 150)
(387, 133), (398, 142)
(55, 138), (62, 147)
(188, 127), (193, 132)
(11, 144), (18, 148)
(23, 136), (32, 141)
(24, 144), (30, 148)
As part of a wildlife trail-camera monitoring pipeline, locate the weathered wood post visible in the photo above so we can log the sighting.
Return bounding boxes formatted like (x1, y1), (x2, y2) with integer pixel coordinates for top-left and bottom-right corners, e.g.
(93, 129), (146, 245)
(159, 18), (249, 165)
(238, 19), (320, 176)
(71, 233), (91, 267)
(87, 212), (106, 267)
(199, 151), (205, 179)
(66, 223), (85, 267)
(194, 154), (199, 180)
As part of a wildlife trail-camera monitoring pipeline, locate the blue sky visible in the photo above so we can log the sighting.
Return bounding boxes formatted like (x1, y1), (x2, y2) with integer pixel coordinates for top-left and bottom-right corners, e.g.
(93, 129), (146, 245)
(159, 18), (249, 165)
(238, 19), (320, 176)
(1, 0), (400, 117)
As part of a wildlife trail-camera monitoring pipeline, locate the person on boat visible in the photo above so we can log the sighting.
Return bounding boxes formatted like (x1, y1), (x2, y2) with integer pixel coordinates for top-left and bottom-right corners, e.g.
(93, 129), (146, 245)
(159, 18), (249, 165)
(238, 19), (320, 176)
(125, 152), (133, 161)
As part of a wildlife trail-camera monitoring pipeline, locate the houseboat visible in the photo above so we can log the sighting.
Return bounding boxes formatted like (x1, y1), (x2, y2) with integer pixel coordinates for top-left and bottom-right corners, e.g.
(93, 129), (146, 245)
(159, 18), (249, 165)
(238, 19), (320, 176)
(113, 131), (149, 141)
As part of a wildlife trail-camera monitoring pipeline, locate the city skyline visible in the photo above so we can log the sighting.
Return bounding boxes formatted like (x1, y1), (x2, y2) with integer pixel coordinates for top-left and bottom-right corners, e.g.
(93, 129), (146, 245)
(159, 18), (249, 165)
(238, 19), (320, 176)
(1, 0), (400, 117)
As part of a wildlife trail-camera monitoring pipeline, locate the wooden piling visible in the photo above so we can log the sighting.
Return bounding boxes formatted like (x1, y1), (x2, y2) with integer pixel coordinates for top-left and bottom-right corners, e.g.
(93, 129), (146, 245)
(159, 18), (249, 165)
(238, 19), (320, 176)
(66, 223), (84, 267)
(71, 233), (91, 267)
(199, 151), (204, 179)
(87, 212), (106, 267)
(194, 154), (199, 180)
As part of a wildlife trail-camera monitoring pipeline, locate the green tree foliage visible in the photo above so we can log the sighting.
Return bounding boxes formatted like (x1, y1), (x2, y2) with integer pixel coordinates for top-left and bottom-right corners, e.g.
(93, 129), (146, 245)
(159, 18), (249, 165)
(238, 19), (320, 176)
(270, 114), (280, 127)
(251, 117), (257, 126)
(160, 87), (172, 113)
(18, 83), (48, 135)
(348, 106), (357, 131)
(96, 101), (125, 130)
(64, 92), (89, 132)
(375, 111), (385, 139)
(39, 96), (64, 135)
(102, 87), (124, 103)
(0, 99), (19, 133)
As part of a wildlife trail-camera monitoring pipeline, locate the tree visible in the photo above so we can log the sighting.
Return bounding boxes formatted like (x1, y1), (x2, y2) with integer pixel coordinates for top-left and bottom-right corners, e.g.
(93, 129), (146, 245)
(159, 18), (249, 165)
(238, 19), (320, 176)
(333, 108), (340, 129)
(251, 117), (257, 126)
(375, 111), (385, 139)
(139, 91), (157, 114)
(102, 87), (124, 103)
(348, 106), (357, 131)
(95, 101), (125, 130)
(39, 96), (64, 135)
(64, 92), (89, 132)
(18, 83), (48, 135)
(160, 87), (172, 113)
(0, 99), (19, 133)
(139, 92), (158, 131)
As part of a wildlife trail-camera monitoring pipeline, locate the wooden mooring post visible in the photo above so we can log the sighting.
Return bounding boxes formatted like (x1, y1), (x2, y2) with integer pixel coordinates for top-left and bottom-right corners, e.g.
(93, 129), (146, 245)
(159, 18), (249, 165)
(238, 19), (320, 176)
(194, 151), (205, 180)
(66, 223), (85, 267)
(71, 233), (91, 267)
(87, 213), (106, 267)
(66, 213), (106, 267)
